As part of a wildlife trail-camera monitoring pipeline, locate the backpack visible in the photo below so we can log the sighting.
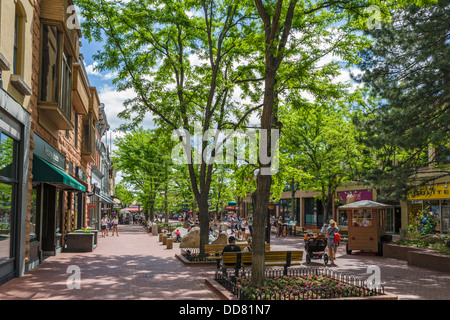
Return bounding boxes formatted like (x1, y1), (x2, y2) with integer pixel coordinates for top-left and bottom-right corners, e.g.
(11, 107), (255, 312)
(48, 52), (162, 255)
(334, 232), (341, 244)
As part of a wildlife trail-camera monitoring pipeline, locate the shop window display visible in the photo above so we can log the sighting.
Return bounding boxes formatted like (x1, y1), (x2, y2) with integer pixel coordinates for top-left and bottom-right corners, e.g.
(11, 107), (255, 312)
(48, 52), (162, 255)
(0, 184), (12, 263)
(352, 209), (373, 227)
(0, 133), (18, 263)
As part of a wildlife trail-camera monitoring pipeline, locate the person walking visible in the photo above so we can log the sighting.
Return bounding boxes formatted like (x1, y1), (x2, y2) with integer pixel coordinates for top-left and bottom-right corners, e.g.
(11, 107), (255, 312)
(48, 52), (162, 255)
(325, 219), (339, 265)
(247, 217), (253, 237)
(111, 216), (119, 236)
(101, 215), (110, 237)
(230, 216), (235, 235)
(276, 216), (283, 237)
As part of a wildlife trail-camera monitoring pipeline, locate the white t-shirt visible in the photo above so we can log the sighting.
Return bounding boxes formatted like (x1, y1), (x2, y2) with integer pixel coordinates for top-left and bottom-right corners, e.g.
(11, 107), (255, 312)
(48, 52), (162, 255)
(101, 218), (109, 226)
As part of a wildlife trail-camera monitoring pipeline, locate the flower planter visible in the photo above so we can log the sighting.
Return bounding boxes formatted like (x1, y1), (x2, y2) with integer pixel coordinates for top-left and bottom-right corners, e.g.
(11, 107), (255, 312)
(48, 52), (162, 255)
(408, 250), (450, 273)
(383, 243), (450, 273)
(64, 232), (96, 252)
(383, 243), (423, 261)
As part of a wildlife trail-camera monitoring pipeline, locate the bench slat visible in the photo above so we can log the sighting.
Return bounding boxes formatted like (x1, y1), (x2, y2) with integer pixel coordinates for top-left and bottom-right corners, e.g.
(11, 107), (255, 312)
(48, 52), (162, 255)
(220, 250), (304, 274)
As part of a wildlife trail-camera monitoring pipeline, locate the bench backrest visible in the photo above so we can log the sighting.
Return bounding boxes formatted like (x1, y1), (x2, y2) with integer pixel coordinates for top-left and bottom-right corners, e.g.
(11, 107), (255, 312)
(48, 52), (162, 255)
(264, 251), (303, 263)
(222, 250), (303, 265)
(204, 244), (241, 254)
(205, 243), (270, 254)
(222, 251), (252, 265)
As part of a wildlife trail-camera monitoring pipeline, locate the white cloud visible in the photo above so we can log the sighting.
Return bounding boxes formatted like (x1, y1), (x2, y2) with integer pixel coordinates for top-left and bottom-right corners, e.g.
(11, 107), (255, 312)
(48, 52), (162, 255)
(85, 62), (119, 81)
(97, 84), (156, 132)
(85, 62), (100, 76)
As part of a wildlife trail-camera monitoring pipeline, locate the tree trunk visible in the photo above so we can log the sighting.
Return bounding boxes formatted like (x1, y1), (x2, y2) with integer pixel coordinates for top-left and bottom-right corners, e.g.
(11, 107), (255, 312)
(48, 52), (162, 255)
(251, 67), (276, 287)
(251, 0), (297, 288)
(164, 163), (169, 223)
(291, 178), (295, 220)
(251, 174), (271, 287)
(198, 193), (210, 257)
(150, 201), (155, 221)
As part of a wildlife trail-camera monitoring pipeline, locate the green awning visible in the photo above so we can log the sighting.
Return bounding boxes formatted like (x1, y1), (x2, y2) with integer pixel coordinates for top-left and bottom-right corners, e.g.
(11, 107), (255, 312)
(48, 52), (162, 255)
(32, 155), (86, 192)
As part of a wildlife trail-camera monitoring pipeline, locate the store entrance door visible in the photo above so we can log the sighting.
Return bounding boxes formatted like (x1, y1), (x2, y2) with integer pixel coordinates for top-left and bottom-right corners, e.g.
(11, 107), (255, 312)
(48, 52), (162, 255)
(394, 207), (401, 233)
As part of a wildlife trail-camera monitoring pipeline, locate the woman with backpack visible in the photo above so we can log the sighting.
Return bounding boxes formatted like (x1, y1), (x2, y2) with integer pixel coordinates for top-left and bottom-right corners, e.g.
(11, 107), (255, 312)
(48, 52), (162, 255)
(325, 220), (339, 265)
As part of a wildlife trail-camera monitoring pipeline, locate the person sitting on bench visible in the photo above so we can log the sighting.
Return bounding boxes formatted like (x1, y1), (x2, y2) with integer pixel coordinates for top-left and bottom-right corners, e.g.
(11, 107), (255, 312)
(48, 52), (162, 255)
(222, 236), (241, 254)
(221, 236), (241, 273)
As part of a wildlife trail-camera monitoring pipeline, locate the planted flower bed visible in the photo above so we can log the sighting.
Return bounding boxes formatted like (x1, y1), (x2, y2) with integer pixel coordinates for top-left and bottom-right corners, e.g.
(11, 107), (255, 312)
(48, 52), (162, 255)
(215, 268), (387, 300)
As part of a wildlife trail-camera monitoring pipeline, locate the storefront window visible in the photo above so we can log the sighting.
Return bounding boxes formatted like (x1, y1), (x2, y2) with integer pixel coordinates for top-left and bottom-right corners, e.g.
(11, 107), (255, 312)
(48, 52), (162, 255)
(30, 186), (39, 242)
(40, 25), (60, 103)
(442, 200), (450, 233)
(305, 198), (317, 225)
(0, 183), (13, 263)
(386, 207), (394, 232)
(423, 200), (441, 232)
(408, 200), (423, 224)
(279, 199), (292, 220)
(0, 133), (17, 263)
(352, 209), (373, 227)
(55, 191), (62, 235)
(338, 210), (348, 226)
(74, 193), (78, 232)
(0, 133), (17, 180)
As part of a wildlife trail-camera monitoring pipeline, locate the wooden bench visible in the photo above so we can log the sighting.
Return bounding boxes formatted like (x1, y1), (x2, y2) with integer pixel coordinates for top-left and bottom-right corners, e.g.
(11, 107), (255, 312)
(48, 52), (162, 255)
(220, 250), (304, 276)
(205, 243), (270, 268)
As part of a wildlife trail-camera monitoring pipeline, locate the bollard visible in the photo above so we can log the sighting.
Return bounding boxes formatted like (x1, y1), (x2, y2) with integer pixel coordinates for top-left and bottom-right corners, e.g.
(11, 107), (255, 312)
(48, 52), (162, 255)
(159, 233), (164, 242)
(162, 235), (168, 245)
(166, 238), (173, 249)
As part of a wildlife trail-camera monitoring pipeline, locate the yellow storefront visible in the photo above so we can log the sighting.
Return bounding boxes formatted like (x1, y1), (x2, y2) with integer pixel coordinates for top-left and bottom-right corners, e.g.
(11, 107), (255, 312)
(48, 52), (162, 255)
(407, 184), (450, 233)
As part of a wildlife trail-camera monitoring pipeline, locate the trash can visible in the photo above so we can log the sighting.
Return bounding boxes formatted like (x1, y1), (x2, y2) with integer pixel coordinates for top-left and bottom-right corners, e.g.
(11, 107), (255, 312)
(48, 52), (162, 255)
(166, 238), (173, 249)
(159, 233), (164, 242)
(163, 235), (168, 245)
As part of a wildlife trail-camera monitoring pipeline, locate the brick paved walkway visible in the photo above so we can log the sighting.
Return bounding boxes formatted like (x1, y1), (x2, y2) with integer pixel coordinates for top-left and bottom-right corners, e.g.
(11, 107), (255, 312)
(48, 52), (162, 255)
(0, 224), (449, 300)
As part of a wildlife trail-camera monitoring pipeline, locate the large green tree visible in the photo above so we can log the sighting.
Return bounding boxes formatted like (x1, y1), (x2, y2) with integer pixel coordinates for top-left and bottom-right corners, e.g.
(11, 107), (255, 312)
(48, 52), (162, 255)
(114, 182), (135, 208)
(248, 0), (437, 288)
(76, 0), (264, 254)
(112, 128), (169, 220)
(281, 96), (373, 222)
(247, 0), (427, 287)
(353, 0), (449, 200)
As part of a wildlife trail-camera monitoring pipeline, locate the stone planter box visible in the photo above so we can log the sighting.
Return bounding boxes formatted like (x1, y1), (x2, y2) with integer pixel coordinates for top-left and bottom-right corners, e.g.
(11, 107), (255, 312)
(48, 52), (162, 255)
(408, 250), (450, 273)
(383, 243), (450, 273)
(74, 229), (98, 248)
(383, 243), (423, 261)
(65, 232), (96, 252)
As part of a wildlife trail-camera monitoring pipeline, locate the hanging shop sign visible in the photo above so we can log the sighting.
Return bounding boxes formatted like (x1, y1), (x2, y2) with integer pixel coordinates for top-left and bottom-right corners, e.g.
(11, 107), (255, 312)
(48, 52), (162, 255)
(338, 189), (373, 203)
(407, 184), (450, 201)
(33, 133), (65, 169)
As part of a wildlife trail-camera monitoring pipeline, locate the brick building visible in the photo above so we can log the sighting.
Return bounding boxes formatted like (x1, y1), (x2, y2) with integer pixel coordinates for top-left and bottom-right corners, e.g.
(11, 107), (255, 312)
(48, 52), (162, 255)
(25, 0), (106, 270)
(0, 0), (111, 285)
(0, 0), (34, 284)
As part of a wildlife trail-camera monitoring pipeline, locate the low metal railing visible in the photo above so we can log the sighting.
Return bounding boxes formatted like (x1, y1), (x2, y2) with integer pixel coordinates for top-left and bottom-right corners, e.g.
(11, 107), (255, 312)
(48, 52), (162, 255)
(215, 267), (385, 300)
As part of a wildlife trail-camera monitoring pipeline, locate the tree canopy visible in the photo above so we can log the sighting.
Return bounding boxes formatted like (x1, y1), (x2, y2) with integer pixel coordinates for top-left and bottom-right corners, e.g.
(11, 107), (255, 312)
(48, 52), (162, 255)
(353, 0), (450, 199)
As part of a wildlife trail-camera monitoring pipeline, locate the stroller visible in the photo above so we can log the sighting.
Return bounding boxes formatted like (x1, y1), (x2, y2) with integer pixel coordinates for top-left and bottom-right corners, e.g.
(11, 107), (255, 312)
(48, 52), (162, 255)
(304, 234), (329, 266)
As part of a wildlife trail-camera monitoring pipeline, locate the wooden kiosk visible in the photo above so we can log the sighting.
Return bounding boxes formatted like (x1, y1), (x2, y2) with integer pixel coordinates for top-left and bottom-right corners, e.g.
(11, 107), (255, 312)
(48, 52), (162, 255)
(338, 200), (392, 256)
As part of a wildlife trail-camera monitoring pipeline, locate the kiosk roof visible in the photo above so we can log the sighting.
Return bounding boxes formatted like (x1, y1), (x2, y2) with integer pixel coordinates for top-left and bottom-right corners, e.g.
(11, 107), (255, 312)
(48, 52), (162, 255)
(338, 200), (392, 209)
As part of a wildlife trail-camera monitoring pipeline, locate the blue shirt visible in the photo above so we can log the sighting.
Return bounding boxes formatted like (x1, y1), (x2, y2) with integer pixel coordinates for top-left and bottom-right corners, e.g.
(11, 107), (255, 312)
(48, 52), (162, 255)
(326, 226), (339, 241)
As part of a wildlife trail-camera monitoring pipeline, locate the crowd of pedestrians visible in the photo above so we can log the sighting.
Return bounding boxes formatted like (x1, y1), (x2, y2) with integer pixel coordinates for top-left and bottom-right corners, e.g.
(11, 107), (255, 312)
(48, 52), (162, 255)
(228, 215), (253, 240)
(101, 214), (119, 237)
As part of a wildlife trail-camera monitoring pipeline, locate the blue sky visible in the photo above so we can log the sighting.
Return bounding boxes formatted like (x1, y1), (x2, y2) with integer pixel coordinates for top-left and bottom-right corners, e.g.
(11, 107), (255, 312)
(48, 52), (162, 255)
(78, 37), (155, 140)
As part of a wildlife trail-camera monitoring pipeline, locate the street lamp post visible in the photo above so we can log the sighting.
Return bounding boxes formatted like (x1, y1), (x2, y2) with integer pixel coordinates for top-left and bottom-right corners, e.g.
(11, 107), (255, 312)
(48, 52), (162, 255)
(266, 202), (275, 243)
